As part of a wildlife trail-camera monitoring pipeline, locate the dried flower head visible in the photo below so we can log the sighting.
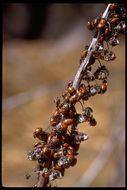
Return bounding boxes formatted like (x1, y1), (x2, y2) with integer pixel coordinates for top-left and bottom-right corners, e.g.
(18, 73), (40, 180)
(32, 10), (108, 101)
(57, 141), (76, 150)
(27, 3), (125, 187)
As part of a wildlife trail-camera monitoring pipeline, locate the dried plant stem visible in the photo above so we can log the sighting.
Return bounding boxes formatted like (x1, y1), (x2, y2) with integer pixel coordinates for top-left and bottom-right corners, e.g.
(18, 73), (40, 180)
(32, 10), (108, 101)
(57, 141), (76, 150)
(73, 4), (111, 90)
(27, 3), (125, 188)
(36, 175), (45, 187)
(37, 4), (111, 187)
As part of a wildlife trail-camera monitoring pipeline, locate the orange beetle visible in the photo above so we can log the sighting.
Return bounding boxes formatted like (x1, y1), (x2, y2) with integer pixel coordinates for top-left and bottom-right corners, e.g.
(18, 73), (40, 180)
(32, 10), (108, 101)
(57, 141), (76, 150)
(100, 80), (107, 93)
(97, 18), (106, 29)
(109, 3), (118, 11)
(87, 21), (94, 30)
(33, 127), (42, 138)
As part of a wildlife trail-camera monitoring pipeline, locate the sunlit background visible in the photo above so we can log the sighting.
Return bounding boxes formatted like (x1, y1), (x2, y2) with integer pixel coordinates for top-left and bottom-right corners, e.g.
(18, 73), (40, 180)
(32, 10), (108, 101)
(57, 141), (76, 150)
(2, 3), (125, 187)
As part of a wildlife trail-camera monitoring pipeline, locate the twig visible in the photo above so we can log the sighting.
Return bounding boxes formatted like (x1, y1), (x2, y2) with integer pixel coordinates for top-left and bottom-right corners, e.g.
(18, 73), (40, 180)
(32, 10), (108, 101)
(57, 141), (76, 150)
(39, 4), (112, 187)
(72, 4), (111, 90)
(27, 3), (125, 187)
(36, 175), (49, 187)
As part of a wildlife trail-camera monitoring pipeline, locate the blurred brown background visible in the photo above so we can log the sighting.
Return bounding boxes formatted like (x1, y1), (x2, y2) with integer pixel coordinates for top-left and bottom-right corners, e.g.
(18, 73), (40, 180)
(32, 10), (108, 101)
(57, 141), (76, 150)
(2, 3), (125, 187)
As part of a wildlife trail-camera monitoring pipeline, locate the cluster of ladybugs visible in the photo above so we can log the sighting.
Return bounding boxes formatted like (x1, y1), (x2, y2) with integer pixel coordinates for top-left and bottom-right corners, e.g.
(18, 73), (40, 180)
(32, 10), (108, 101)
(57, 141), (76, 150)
(87, 3), (126, 44)
(27, 3), (125, 187)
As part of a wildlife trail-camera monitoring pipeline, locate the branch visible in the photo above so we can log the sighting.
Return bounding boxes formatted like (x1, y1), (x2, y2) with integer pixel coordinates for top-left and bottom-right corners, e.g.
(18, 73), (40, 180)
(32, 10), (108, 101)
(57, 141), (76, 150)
(72, 4), (111, 90)
(27, 3), (126, 187)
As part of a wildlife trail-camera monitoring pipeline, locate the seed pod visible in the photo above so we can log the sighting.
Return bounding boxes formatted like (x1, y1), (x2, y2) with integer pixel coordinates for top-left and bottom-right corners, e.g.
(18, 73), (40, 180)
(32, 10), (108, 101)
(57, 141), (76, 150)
(28, 4), (126, 187)
(34, 142), (41, 148)
(55, 164), (64, 171)
(92, 50), (102, 60)
(98, 35), (105, 44)
(97, 18), (106, 29)
(63, 142), (70, 148)
(50, 128), (56, 136)
(110, 17), (120, 25)
(50, 116), (57, 126)
(67, 106), (76, 118)
(27, 150), (36, 161)
(79, 84), (87, 95)
(78, 113), (87, 123)
(72, 143), (80, 152)
(43, 146), (50, 154)
(60, 123), (68, 131)
(89, 117), (97, 126)
(79, 132), (88, 141)
(114, 21), (126, 32)
(109, 3), (118, 11)
(47, 135), (60, 147)
(83, 107), (93, 119)
(63, 118), (73, 126)
(69, 93), (79, 104)
(63, 102), (70, 111)
(90, 85), (98, 96)
(67, 146), (74, 155)
(104, 51), (116, 61)
(67, 154), (77, 167)
(87, 21), (94, 30)
(100, 80), (107, 94)
(33, 127), (42, 138)
(94, 66), (109, 80)
(109, 37), (120, 46)
(53, 152), (61, 159)
(53, 110), (60, 117)
(67, 81), (76, 95)
(53, 122), (67, 133)
(57, 155), (70, 168)
(93, 18), (100, 27)
(104, 27), (110, 37)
